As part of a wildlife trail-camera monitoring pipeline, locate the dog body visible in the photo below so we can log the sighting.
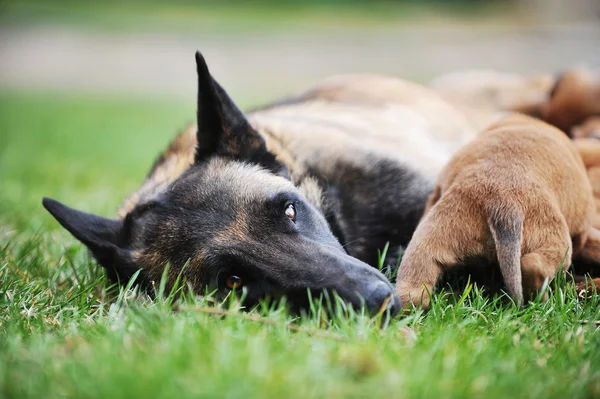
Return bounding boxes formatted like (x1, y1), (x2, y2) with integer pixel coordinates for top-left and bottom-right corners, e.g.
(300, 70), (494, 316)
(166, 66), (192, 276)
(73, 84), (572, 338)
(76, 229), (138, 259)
(45, 54), (496, 313)
(396, 114), (600, 308)
(118, 72), (490, 269)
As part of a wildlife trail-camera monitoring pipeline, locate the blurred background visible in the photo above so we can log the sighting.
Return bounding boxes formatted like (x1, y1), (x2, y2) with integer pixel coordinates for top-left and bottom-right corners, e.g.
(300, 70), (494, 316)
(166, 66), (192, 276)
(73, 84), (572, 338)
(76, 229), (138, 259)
(1, 0), (599, 103)
(0, 0), (599, 231)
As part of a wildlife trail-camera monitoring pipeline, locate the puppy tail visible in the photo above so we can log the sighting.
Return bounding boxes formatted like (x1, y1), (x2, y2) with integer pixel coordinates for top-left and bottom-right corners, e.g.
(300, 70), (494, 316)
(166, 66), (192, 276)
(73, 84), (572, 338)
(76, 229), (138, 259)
(488, 208), (524, 305)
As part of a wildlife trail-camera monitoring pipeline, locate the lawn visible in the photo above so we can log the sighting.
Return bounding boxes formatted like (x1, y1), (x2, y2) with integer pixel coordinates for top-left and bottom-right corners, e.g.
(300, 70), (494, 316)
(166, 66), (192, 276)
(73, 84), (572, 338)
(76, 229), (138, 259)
(1, 90), (600, 398)
(2, 0), (516, 34)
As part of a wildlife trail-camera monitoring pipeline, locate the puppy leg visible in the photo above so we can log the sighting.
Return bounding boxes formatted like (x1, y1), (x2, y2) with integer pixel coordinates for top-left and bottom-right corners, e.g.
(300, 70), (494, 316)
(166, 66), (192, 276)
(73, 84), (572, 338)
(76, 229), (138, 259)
(396, 198), (483, 309)
(591, 210), (600, 231)
(396, 249), (444, 310)
(422, 185), (441, 216)
(520, 224), (572, 302)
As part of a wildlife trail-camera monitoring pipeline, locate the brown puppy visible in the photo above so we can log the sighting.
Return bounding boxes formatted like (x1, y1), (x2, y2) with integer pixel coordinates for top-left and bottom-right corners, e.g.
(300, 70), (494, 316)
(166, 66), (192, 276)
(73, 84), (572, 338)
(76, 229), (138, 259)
(573, 137), (600, 229)
(540, 68), (600, 135)
(396, 114), (600, 309)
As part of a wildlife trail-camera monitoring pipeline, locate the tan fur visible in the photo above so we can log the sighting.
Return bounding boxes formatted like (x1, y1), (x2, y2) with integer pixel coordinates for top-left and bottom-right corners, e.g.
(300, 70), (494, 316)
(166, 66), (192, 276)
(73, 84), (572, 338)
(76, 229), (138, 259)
(541, 67), (600, 134)
(396, 114), (600, 309)
(572, 117), (600, 140)
(252, 101), (465, 181)
(250, 74), (488, 181)
(211, 212), (251, 245)
(573, 137), (600, 229)
(292, 73), (503, 133)
(121, 74), (485, 216)
(118, 125), (196, 217)
(430, 69), (555, 114)
(133, 247), (207, 291)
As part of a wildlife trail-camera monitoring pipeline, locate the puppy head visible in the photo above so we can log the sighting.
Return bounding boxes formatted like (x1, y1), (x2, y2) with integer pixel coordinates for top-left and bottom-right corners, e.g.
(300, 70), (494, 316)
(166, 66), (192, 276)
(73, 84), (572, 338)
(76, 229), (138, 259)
(542, 67), (600, 135)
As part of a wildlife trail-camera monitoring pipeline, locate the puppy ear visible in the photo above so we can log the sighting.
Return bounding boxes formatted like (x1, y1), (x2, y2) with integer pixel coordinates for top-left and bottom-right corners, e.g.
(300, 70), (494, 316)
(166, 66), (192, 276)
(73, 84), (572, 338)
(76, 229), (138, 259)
(194, 51), (284, 174)
(42, 198), (144, 287)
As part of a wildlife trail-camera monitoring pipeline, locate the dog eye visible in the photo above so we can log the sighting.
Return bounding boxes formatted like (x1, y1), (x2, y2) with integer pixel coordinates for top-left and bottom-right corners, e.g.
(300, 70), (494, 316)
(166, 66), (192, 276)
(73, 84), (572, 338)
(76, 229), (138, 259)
(226, 275), (243, 290)
(285, 203), (296, 222)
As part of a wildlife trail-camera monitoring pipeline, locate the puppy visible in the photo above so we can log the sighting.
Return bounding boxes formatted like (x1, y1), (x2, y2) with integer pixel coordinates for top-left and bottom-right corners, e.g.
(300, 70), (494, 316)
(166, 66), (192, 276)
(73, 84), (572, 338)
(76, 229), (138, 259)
(573, 137), (600, 229)
(540, 67), (600, 135)
(396, 114), (600, 309)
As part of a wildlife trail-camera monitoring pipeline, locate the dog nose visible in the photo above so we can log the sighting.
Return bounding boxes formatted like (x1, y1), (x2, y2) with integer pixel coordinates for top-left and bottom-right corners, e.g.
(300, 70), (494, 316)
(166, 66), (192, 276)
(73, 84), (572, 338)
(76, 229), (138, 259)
(364, 280), (401, 317)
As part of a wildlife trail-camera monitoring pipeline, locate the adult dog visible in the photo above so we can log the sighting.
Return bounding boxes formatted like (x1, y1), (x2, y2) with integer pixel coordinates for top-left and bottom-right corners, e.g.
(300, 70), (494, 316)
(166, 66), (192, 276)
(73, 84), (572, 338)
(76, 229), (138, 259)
(44, 51), (491, 314)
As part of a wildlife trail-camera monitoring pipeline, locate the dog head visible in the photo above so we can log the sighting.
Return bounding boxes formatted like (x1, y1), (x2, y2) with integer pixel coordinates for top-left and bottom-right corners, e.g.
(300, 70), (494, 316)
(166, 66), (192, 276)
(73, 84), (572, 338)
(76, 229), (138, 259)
(43, 51), (400, 316)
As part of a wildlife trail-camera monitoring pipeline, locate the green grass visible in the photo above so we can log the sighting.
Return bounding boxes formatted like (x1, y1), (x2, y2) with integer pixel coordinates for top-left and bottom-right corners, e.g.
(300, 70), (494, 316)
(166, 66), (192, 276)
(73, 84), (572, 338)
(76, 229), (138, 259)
(2, 91), (600, 399)
(1, 0), (519, 34)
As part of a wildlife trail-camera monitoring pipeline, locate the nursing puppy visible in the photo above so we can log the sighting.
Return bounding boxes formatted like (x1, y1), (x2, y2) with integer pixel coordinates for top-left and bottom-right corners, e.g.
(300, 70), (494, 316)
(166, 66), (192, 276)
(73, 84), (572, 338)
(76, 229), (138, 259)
(539, 67), (600, 135)
(396, 114), (600, 309)
(573, 137), (600, 229)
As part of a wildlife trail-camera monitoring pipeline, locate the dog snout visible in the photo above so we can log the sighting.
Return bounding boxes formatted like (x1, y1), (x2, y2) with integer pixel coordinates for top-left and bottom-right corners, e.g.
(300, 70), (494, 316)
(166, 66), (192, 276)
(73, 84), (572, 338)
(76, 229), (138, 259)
(363, 279), (401, 317)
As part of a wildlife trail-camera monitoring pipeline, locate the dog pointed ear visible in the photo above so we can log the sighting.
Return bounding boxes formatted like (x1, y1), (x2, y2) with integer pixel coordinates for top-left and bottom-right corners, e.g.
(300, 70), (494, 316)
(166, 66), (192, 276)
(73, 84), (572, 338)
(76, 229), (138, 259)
(194, 51), (284, 174)
(42, 197), (143, 285)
